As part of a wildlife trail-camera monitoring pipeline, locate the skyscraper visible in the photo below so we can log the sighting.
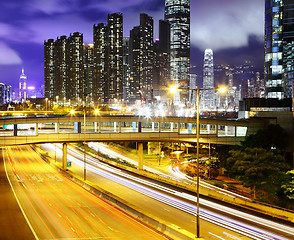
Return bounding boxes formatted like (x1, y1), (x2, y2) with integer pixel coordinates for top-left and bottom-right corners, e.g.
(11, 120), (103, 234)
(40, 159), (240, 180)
(283, 0), (294, 99)
(44, 39), (55, 99)
(19, 68), (27, 102)
(54, 35), (67, 100)
(265, 0), (294, 99)
(106, 13), (123, 103)
(129, 14), (154, 103)
(265, 0), (284, 99)
(67, 32), (84, 102)
(93, 13), (123, 103)
(84, 44), (94, 103)
(202, 49), (215, 109)
(165, 0), (190, 103)
(153, 20), (171, 98)
(93, 23), (106, 103)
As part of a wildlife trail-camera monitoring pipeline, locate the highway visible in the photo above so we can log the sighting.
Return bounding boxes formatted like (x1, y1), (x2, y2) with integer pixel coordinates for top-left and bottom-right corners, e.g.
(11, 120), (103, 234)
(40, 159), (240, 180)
(42, 143), (294, 239)
(3, 145), (170, 240)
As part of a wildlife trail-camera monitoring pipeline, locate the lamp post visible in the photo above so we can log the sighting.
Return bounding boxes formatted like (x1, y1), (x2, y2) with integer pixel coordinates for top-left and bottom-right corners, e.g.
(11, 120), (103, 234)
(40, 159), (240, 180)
(83, 104), (86, 181)
(45, 98), (48, 113)
(170, 86), (226, 239)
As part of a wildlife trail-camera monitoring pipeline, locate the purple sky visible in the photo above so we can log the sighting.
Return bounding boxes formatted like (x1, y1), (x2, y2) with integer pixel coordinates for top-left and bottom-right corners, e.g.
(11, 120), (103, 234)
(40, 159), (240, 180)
(0, 0), (264, 92)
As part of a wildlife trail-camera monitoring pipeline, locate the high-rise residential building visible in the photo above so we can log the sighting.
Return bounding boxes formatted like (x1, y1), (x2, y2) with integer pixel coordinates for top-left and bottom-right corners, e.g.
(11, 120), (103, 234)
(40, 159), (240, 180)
(202, 49), (215, 109)
(84, 44), (94, 103)
(93, 23), (106, 103)
(54, 35), (67, 100)
(129, 13), (154, 103)
(106, 13), (123, 103)
(93, 13), (123, 103)
(265, 0), (294, 99)
(19, 68), (27, 102)
(153, 20), (171, 99)
(67, 32), (84, 102)
(123, 37), (130, 103)
(44, 39), (55, 99)
(165, 0), (190, 103)
(129, 26), (140, 103)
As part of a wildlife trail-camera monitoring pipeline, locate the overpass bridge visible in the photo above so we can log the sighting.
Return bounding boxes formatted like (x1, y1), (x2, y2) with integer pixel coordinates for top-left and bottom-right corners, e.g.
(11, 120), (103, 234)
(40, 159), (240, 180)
(0, 114), (273, 170)
(0, 115), (266, 146)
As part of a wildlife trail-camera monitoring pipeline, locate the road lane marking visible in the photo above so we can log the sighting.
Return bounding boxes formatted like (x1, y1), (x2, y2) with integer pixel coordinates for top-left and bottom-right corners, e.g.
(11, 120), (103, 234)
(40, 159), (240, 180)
(3, 149), (39, 240)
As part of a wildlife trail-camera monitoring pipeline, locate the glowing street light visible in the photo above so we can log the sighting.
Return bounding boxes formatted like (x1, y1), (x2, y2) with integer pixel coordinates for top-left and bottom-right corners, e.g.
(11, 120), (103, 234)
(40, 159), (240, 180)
(171, 86), (227, 239)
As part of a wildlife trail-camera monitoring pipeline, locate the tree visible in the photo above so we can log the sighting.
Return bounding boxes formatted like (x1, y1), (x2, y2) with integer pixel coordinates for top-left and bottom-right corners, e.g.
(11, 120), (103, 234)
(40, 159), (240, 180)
(227, 148), (290, 201)
(282, 170), (294, 200)
(242, 124), (289, 151)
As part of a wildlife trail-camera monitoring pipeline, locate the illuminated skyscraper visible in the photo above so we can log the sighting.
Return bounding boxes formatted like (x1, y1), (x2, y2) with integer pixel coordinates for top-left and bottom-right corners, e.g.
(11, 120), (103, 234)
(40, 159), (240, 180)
(93, 13), (123, 103)
(165, 0), (190, 103)
(67, 32), (84, 102)
(129, 13), (154, 103)
(19, 68), (27, 102)
(54, 35), (67, 100)
(44, 39), (55, 99)
(265, 0), (294, 99)
(202, 49), (215, 109)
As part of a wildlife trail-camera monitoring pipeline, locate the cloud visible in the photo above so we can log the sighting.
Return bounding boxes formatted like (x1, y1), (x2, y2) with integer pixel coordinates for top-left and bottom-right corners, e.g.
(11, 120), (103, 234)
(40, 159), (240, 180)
(27, 0), (76, 14)
(0, 42), (22, 65)
(190, 0), (264, 51)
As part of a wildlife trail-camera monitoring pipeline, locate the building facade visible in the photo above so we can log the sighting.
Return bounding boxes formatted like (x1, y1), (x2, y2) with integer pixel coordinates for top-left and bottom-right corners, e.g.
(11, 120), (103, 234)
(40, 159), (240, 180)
(202, 49), (215, 109)
(129, 14), (154, 104)
(265, 0), (294, 99)
(165, 0), (190, 103)
(93, 13), (123, 103)
(19, 68), (27, 102)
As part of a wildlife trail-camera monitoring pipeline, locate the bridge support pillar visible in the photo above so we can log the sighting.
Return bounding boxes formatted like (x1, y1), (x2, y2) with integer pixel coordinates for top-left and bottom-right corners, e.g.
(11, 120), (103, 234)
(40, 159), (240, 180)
(62, 143), (67, 170)
(55, 123), (60, 133)
(138, 142), (143, 170)
(35, 123), (38, 136)
(119, 121), (122, 133)
(98, 122), (101, 133)
(13, 124), (17, 136)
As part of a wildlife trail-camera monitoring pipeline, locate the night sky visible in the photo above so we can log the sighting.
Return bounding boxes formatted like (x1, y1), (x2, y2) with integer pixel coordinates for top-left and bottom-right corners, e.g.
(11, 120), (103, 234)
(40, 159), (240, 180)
(0, 0), (264, 92)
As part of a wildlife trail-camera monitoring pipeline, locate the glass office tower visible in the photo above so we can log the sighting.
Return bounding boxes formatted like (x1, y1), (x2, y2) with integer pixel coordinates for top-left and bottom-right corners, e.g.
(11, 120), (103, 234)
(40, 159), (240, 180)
(165, 0), (190, 103)
(265, 0), (294, 100)
(202, 49), (215, 109)
(265, 0), (284, 99)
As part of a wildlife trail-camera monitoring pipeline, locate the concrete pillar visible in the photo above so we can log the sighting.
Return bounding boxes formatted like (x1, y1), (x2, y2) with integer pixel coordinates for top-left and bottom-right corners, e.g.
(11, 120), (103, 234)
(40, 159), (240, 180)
(35, 123), (38, 136)
(138, 142), (143, 170)
(207, 124), (210, 134)
(178, 122), (181, 134)
(152, 122), (155, 132)
(13, 124), (17, 136)
(119, 121), (122, 133)
(55, 122), (60, 133)
(158, 122), (161, 132)
(98, 122), (101, 133)
(171, 122), (174, 132)
(62, 143), (67, 170)
(114, 122), (117, 132)
(94, 122), (98, 132)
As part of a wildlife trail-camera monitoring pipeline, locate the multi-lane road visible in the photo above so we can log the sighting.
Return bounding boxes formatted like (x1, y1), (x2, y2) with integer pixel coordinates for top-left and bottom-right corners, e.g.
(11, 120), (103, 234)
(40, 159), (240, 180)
(41, 143), (294, 240)
(2, 146), (169, 240)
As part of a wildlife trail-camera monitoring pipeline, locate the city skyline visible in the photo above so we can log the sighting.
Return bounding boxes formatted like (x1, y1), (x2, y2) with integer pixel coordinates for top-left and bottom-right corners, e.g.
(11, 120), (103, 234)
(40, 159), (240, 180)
(0, 0), (264, 91)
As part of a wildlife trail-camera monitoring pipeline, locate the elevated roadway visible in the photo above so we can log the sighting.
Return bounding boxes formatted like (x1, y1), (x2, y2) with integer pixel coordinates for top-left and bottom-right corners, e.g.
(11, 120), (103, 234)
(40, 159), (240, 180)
(0, 115), (266, 146)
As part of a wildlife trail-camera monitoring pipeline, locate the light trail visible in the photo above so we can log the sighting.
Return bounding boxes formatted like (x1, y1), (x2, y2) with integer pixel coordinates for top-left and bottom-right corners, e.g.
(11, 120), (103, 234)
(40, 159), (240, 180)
(43, 143), (294, 240)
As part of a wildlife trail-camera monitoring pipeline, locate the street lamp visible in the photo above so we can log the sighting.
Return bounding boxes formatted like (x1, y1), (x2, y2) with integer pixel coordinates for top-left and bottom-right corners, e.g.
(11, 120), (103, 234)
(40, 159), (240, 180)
(83, 104), (87, 181)
(170, 86), (226, 239)
(45, 98), (48, 113)
(195, 86), (226, 238)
